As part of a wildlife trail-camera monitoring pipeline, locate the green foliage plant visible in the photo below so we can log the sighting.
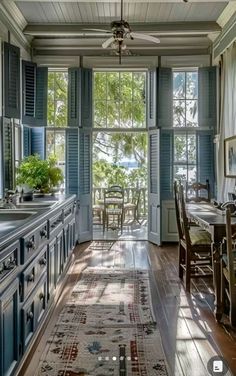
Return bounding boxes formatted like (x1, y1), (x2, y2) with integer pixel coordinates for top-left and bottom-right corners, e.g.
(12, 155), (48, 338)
(16, 154), (64, 193)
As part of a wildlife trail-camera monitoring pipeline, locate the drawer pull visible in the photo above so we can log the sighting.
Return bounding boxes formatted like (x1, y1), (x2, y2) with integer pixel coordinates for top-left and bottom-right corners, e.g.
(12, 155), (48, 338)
(40, 229), (47, 238)
(27, 311), (34, 321)
(26, 241), (35, 250)
(39, 292), (44, 300)
(39, 258), (47, 266)
(27, 274), (34, 282)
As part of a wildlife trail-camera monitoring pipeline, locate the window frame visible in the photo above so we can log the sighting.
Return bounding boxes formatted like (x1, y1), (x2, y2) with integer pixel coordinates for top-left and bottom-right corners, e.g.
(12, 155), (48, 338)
(172, 68), (198, 129)
(47, 68), (68, 128)
(172, 68), (199, 184)
(93, 69), (147, 131)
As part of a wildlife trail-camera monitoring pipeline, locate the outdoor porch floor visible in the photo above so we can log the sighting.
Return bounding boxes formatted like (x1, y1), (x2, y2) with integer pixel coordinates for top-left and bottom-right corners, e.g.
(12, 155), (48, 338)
(93, 219), (147, 240)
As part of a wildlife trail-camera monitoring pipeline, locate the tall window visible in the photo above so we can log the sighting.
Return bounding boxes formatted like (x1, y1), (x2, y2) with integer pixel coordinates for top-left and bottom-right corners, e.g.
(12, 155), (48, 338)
(46, 130), (66, 191)
(94, 71), (146, 128)
(173, 71), (198, 128)
(173, 70), (198, 184)
(47, 70), (68, 190)
(48, 70), (68, 127)
(173, 133), (196, 184)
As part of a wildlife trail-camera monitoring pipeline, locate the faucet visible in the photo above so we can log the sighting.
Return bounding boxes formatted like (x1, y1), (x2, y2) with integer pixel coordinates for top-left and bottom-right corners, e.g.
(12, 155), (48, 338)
(0, 190), (17, 209)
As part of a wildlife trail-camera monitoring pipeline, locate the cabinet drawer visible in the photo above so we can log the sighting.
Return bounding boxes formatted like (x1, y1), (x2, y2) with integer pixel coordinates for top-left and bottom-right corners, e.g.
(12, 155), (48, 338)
(21, 273), (47, 352)
(0, 241), (20, 284)
(21, 247), (47, 302)
(63, 202), (75, 224)
(34, 275), (47, 326)
(49, 210), (63, 237)
(21, 221), (48, 264)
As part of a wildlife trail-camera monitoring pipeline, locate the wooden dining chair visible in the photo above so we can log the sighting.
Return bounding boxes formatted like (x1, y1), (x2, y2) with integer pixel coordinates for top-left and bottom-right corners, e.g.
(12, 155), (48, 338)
(123, 188), (141, 224)
(103, 187), (124, 232)
(174, 181), (213, 291)
(221, 208), (236, 326)
(186, 179), (210, 203)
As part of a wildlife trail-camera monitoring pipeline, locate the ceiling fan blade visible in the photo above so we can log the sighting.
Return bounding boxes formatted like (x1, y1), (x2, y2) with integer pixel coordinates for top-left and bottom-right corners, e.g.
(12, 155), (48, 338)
(130, 32), (160, 44)
(83, 28), (111, 33)
(102, 37), (115, 49)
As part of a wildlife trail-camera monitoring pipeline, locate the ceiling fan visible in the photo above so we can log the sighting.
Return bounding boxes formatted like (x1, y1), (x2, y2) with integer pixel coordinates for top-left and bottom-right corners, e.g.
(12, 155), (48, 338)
(84, 0), (160, 63)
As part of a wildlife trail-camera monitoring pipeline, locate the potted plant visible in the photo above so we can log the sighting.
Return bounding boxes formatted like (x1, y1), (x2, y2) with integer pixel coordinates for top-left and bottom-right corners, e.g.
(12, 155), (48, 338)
(16, 154), (64, 197)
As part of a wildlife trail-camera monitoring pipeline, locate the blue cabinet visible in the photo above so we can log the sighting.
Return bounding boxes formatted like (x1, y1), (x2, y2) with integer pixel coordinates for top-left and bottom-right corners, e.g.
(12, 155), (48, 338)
(55, 230), (64, 283)
(47, 239), (56, 301)
(0, 196), (77, 375)
(0, 279), (19, 376)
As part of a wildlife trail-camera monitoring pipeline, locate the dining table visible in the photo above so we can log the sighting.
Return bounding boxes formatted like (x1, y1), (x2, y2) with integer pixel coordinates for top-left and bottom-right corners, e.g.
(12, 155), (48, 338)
(186, 202), (236, 321)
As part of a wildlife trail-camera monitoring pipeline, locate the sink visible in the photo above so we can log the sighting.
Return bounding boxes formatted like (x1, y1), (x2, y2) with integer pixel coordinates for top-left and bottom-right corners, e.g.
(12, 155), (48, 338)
(0, 210), (37, 221)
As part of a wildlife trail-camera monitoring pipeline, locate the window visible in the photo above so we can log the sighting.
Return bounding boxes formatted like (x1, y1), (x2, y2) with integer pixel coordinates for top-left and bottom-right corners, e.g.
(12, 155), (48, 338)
(173, 133), (196, 185)
(173, 71), (198, 127)
(173, 70), (198, 183)
(46, 130), (66, 191)
(48, 70), (68, 127)
(94, 71), (146, 128)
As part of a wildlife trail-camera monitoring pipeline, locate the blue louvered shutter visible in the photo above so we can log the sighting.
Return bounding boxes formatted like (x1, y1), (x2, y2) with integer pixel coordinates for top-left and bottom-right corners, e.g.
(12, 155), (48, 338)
(79, 131), (91, 195)
(147, 69), (157, 128)
(198, 67), (216, 130)
(22, 61), (36, 125)
(197, 130), (215, 196)
(3, 118), (14, 190)
(4, 42), (20, 119)
(35, 67), (48, 126)
(80, 68), (93, 128)
(78, 130), (92, 243)
(148, 129), (160, 245)
(68, 68), (80, 127)
(160, 130), (173, 200)
(23, 126), (31, 157)
(66, 128), (79, 195)
(31, 128), (45, 159)
(157, 68), (172, 128)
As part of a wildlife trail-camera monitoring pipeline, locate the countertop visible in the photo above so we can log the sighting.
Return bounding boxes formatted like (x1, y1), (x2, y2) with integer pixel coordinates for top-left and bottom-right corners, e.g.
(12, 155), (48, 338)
(0, 194), (76, 250)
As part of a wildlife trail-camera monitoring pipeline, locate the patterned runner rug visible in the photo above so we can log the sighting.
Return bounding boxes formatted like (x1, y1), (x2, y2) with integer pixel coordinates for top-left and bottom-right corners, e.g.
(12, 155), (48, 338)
(36, 268), (168, 376)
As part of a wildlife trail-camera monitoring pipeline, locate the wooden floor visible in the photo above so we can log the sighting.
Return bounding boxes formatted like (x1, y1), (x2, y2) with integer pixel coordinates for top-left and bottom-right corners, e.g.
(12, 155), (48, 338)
(23, 241), (236, 376)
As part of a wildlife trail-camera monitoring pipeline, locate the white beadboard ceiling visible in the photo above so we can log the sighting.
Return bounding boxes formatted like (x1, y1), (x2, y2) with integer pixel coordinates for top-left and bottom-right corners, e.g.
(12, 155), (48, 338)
(15, 1), (228, 23)
(3, 1), (233, 60)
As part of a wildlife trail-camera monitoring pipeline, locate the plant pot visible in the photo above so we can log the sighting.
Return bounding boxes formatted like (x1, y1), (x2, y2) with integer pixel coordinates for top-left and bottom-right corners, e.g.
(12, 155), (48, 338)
(22, 192), (34, 201)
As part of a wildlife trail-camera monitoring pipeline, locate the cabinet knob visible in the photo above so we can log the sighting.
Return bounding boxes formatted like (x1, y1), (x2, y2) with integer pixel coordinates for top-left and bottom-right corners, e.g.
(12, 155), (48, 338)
(27, 273), (34, 282)
(40, 229), (47, 238)
(39, 292), (44, 300)
(27, 311), (34, 321)
(39, 257), (47, 266)
(26, 241), (35, 250)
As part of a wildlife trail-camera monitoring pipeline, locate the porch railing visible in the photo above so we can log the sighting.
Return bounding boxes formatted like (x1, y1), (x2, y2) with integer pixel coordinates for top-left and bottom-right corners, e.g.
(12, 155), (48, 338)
(93, 187), (148, 218)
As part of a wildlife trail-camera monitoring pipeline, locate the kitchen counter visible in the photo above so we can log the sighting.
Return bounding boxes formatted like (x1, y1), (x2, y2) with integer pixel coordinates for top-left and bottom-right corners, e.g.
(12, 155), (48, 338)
(0, 194), (76, 250)
(0, 194), (78, 376)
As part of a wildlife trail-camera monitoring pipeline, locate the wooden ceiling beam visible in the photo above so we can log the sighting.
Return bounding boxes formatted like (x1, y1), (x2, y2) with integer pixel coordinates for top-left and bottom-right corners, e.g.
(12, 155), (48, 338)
(11, 0), (235, 3)
(24, 21), (221, 36)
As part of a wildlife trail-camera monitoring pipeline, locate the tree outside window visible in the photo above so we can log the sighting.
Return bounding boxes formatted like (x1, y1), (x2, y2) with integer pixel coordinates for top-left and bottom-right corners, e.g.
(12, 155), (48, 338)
(46, 130), (65, 191)
(173, 70), (198, 184)
(173, 71), (198, 128)
(94, 71), (146, 129)
(48, 71), (68, 127)
(93, 71), (147, 190)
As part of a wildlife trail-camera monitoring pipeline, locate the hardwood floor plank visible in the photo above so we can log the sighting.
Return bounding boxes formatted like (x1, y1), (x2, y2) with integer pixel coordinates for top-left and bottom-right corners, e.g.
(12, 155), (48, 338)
(23, 241), (236, 376)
